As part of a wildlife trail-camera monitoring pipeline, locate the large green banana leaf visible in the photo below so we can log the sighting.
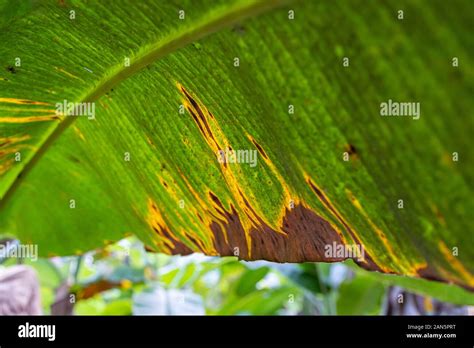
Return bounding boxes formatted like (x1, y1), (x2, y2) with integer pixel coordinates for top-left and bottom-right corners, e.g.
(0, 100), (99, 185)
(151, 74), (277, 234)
(0, 0), (473, 293)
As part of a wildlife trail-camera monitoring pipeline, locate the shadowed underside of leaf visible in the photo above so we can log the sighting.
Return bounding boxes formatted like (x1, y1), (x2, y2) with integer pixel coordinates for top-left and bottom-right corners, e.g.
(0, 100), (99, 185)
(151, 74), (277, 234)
(0, 0), (473, 292)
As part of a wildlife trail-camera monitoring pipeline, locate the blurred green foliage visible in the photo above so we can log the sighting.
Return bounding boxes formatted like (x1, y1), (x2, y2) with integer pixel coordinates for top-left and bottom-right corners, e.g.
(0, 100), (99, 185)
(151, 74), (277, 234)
(1, 236), (471, 315)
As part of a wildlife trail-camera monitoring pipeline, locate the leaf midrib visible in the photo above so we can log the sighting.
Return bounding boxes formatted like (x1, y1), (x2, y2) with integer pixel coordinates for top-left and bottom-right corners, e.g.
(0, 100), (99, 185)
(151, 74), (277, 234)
(0, 0), (289, 205)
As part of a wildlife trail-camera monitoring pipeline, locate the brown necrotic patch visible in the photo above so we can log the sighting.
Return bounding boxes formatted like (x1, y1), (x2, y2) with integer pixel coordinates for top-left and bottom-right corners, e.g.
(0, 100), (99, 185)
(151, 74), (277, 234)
(205, 189), (379, 266)
(209, 200), (362, 263)
(416, 264), (446, 284)
(146, 199), (193, 255)
(174, 83), (380, 268)
(305, 176), (381, 271)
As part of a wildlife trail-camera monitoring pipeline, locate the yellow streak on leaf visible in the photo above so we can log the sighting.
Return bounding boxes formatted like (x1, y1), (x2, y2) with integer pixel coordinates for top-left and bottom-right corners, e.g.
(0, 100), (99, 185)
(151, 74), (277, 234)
(147, 196), (215, 255)
(428, 201), (447, 227)
(0, 115), (63, 123)
(346, 189), (426, 276)
(0, 108), (56, 113)
(439, 241), (474, 287)
(171, 172), (219, 254)
(304, 174), (357, 238)
(0, 98), (51, 106)
(176, 171), (227, 251)
(73, 126), (86, 141)
(246, 133), (294, 229)
(0, 134), (32, 169)
(177, 82), (295, 257)
(177, 83), (254, 255)
(54, 67), (84, 81)
(0, 134), (31, 144)
(346, 189), (400, 264)
(146, 198), (177, 254)
(0, 159), (14, 175)
(305, 174), (394, 272)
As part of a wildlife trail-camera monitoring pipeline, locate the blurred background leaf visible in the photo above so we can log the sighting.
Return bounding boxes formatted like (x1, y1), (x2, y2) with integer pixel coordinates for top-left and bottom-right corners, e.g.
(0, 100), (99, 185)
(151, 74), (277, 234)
(2, 237), (470, 316)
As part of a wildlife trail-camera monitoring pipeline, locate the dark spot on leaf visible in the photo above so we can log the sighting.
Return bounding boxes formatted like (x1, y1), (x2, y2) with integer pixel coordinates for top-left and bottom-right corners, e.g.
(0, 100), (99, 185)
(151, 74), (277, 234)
(232, 24), (246, 35)
(69, 156), (81, 163)
(346, 143), (357, 155)
(250, 137), (268, 160)
(196, 212), (204, 223)
(208, 191), (223, 207)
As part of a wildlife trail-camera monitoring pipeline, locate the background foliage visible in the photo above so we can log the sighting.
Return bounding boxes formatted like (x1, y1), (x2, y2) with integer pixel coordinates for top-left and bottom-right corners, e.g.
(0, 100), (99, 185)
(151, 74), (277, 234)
(1, 237), (472, 314)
